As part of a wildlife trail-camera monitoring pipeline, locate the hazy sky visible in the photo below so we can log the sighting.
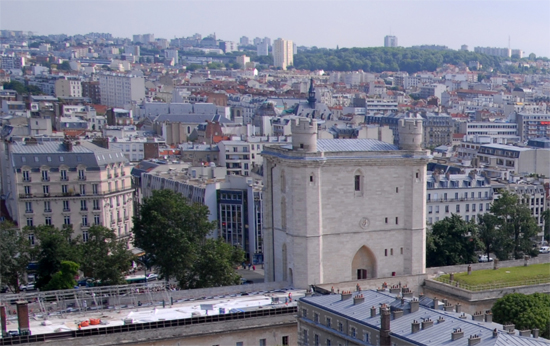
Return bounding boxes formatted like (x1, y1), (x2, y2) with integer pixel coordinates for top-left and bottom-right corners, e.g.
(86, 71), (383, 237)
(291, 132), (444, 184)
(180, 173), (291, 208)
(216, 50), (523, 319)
(1, 0), (549, 58)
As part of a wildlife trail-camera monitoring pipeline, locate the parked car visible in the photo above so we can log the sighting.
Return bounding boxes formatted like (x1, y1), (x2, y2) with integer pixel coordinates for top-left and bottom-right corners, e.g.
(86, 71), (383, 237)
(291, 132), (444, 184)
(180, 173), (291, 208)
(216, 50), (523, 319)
(539, 246), (550, 254)
(478, 255), (493, 262)
(19, 283), (35, 291)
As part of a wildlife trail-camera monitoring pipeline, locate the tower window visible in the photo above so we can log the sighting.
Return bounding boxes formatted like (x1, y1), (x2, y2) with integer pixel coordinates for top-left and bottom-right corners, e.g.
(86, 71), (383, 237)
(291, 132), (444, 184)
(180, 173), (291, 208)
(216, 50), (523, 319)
(396, 187), (399, 193)
(385, 217), (388, 224)
(385, 249), (388, 256)
(354, 175), (361, 191)
(395, 217), (399, 224)
(416, 172), (419, 179)
(310, 175), (314, 182)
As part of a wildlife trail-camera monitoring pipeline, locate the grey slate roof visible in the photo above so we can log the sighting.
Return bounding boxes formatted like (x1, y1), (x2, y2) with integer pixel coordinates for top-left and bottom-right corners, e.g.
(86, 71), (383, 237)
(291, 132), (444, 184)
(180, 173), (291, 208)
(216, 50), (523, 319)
(153, 114), (234, 124)
(316, 139), (398, 152)
(300, 290), (548, 346)
(10, 140), (128, 171)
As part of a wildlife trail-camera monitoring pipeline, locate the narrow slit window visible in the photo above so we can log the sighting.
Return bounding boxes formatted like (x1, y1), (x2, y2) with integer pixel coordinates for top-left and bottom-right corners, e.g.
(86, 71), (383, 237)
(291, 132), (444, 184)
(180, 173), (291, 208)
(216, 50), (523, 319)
(354, 175), (361, 191)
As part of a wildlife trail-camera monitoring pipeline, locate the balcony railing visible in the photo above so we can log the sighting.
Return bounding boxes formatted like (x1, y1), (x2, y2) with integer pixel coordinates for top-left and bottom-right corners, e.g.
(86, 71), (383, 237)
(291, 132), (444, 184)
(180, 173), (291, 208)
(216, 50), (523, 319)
(80, 207), (88, 211)
(78, 176), (87, 181)
(63, 208), (71, 212)
(23, 177), (31, 182)
(60, 177), (69, 181)
(42, 177), (50, 182)
(107, 174), (112, 179)
(18, 188), (134, 199)
(44, 209), (52, 213)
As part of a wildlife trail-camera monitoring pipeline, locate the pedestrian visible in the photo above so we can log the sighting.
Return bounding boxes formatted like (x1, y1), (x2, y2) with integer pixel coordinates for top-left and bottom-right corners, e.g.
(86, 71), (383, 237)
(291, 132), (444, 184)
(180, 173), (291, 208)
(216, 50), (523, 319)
(248, 262), (252, 270)
(253, 265), (256, 271)
(288, 292), (292, 302)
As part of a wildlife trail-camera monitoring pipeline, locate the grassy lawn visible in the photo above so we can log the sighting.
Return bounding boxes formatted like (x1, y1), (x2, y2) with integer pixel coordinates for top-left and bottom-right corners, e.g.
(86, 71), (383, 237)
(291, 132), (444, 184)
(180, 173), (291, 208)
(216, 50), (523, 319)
(437, 263), (550, 288)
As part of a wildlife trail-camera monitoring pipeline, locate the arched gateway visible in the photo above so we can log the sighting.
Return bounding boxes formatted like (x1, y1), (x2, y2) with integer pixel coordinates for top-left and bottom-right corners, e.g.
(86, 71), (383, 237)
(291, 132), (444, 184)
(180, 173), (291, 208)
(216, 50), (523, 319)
(351, 246), (377, 280)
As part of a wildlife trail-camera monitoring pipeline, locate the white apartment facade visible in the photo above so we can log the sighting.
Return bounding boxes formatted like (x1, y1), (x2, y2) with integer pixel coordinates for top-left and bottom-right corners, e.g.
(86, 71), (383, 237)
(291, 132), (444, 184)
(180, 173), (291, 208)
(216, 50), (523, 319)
(99, 73), (145, 108)
(218, 140), (264, 176)
(273, 38), (293, 70)
(1, 139), (134, 243)
(54, 78), (82, 98)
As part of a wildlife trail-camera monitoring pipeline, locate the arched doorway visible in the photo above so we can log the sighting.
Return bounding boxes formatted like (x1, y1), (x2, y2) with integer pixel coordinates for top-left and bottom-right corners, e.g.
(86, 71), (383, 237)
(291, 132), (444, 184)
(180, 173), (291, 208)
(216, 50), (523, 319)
(351, 246), (377, 280)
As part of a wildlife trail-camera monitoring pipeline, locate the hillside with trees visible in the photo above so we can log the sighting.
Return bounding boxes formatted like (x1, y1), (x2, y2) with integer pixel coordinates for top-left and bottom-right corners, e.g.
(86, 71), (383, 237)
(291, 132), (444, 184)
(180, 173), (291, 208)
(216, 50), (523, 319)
(292, 47), (543, 74)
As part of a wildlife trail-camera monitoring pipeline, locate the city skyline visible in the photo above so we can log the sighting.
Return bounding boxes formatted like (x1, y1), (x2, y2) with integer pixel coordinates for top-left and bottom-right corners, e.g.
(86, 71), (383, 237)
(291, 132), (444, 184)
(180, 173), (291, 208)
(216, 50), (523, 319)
(1, 0), (549, 58)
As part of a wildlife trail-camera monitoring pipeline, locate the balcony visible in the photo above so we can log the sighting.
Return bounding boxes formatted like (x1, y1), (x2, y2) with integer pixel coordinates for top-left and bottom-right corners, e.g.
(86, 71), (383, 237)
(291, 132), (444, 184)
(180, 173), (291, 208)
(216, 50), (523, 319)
(78, 176), (87, 181)
(63, 208), (71, 212)
(60, 176), (69, 181)
(44, 209), (52, 213)
(42, 177), (50, 182)
(80, 223), (90, 228)
(114, 173), (119, 178)
(24, 209), (33, 214)
(17, 187), (135, 199)
(108, 174), (112, 179)
(121, 172), (126, 176)
(80, 207), (88, 211)
(22, 177), (32, 182)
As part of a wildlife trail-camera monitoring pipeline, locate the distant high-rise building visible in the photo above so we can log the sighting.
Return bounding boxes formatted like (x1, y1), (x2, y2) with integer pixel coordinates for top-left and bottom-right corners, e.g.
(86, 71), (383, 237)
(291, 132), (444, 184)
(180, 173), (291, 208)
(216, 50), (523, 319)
(263, 37), (271, 46)
(461, 44), (469, 51)
(253, 37), (262, 45)
(384, 35), (398, 47)
(240, 36), (249, 46)
(257, 41), (269, 56)
(474, 46), (512, 58)
(164, 49), (179, 65)
(273, 38), (293, 70)
(99, 73), (145, 108)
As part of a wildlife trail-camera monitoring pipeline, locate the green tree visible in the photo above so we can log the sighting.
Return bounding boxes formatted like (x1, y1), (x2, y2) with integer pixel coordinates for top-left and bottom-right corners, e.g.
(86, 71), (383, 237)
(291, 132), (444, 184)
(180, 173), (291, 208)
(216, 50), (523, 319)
(58, 61), (71, 71)
(543, 208), (550, 243)
(490, 191), (540, 259)
(477, 213), (501, 259)
(133, 189), (243, 288)
(186, 64), (202, 71)
(184, 238), (244, 289)
(492, 293), (550, 338)
(43, 261), (79, 291)
(0, 222), (32, 292)
(426, 214), (480, 267)
(79, 226), (134, 286)
(33, 225), (80, 289)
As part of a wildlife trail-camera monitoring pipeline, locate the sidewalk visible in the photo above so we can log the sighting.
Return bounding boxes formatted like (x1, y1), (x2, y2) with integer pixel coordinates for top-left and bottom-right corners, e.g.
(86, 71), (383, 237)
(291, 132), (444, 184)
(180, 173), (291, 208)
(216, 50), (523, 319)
(236, 266), (265, 284)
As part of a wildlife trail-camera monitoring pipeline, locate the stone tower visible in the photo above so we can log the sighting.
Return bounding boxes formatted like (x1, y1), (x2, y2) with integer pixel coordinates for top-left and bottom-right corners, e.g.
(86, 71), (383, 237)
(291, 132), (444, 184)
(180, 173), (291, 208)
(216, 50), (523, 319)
(398, 116), (423, 150)
(291, 118), (317, 151)
(262, 117), (430, 288)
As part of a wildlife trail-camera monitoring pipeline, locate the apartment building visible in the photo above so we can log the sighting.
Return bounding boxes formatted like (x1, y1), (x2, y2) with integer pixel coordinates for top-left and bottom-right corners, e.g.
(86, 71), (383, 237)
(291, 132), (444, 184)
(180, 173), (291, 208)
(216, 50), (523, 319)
(458, 121), (519, 143)
(98, 73), (145, 108)
(218, 140), (264, 176)
(423, 113), (454, 147)
(426, 170), (493, 224)
(1, 138), (134, 242)
(54, 77), (82, 98)
(140, 163), (264, 262)
(516, 113), (550, 141)
(477, 143), (550, 177)
(273, 38), (293, 70)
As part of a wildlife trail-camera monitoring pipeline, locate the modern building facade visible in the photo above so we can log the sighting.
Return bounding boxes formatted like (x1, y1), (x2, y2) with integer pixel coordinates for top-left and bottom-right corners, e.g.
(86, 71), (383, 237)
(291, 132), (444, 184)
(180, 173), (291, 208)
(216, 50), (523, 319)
(262, 117), (431, 288)
(516, 113), (550, 141)
(1, 138), (134, 242)
(98, 73), (145, 108)
(384, 35), (398, 47)
(273, 38), (293, 70)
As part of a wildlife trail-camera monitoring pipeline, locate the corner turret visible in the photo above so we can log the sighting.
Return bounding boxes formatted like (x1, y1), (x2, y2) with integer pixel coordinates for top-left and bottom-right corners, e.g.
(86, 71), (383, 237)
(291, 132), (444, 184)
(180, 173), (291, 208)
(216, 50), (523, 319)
(398, 115), (423, 151)
(292, 117), (317, 152)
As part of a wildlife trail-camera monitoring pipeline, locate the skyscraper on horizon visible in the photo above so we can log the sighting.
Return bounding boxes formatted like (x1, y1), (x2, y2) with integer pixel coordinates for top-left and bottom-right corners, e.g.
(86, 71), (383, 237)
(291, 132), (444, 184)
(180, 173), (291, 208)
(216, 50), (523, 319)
(384, 35), (398, 47)
(273, 38), (293, 70)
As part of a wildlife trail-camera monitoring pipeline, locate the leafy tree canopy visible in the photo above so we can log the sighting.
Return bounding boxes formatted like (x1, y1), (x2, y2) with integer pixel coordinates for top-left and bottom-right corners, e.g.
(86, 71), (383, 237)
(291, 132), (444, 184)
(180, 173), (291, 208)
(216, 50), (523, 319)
(0, 222), (32, 292)
(426, 214), (481, 267)
(133, 189), (244, 289)
(43, 261), (79, 291)
(492, 293), (550, 338)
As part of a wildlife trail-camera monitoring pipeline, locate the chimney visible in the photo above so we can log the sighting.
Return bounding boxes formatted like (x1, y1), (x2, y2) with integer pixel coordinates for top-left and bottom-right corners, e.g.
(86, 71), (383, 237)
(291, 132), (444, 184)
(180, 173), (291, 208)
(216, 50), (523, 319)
(451, 328), (464, 341)
(421, 318), (433, 330)
(64, 139), (73, 152)
(393, 309), (403, 320)
(468, 334), (481, 346)
(532, 329), (539, 338)
(432, 297), (439, 310)
(503, 324), (515, 333)
(455, 303), (462, 313)
(519, 330), (531, 337)
(459, 313), (467, 319)
(411, 320), (420, 334)
(444, 303), (454, 312)
(472, 311), (484, 322)
(492, 328), (498, 338)
(16, 301), (30, 335)
(485, 311), (492, 323)
(410, 298), (419, 313)
(370, 306), (377, 318)
(341, 291), (352, 301)
(437, 316), (445, 324)
(0, 305), (7, 337)
(353, 294), (365, 305)
(380, 306), (391, 346)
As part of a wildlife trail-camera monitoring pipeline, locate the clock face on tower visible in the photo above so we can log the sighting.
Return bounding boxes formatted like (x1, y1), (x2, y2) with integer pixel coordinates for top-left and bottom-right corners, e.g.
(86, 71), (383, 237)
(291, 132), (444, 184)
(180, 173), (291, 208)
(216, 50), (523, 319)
(359, 217), (370, 230)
